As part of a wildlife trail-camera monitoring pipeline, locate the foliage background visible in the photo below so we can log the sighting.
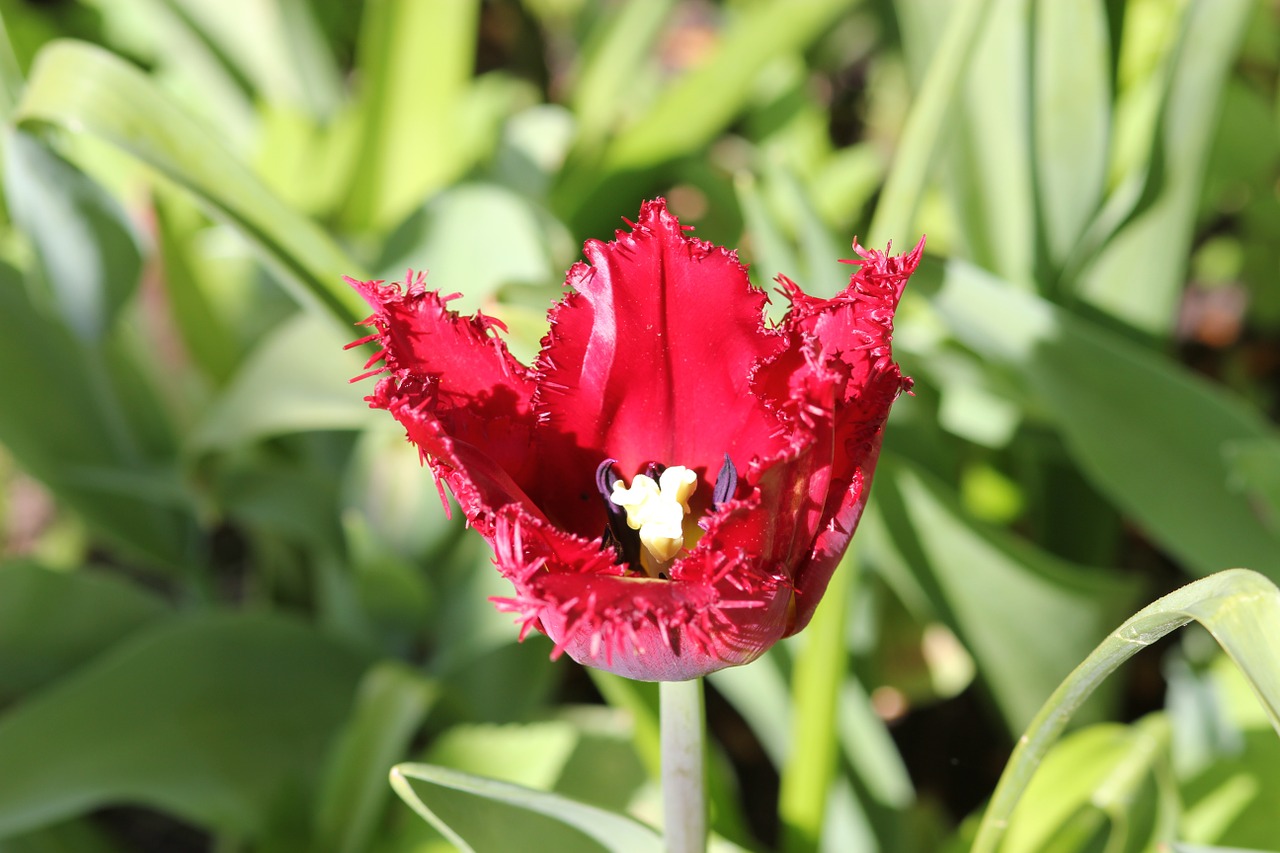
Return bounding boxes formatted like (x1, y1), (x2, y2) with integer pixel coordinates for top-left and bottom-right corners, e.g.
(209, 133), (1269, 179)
(0, 0), (1278, 850)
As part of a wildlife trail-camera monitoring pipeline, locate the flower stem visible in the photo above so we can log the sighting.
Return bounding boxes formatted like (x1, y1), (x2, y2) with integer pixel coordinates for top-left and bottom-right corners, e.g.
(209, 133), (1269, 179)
(660, 677), (706, 853)
(778, 553), (854, 853)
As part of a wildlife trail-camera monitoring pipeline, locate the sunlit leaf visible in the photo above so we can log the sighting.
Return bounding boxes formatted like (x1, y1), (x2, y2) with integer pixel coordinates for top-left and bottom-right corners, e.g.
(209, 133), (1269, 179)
(391, 762), (662, 853)
(338, 0), (480, 230)
(3, 129), (141, 343)
(15, 40), (365, 324)
(1074, 0), (1251, 334)
(972, 569), (1280, 852)
(190, 311), (380, 452)
(931, 260), (1280, 578)
(1032, 0), (1110, 272)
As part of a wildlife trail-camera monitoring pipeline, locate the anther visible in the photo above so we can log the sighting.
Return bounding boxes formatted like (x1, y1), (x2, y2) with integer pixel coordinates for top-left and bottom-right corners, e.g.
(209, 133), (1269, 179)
(713, 453), (738, 508)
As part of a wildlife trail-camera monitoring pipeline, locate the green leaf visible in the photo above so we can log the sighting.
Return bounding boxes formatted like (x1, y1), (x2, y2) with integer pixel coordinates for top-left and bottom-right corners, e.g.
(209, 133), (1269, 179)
(999, 717), (1175, 853)
(155, 0), (342, 117)
(189, 311), (380, 452)
(971, 569), (1280, 852)
(0, 613), (372, 840)
(935, 0), (1035, 285)
(314, 662), (437, 853)
(338, 0), (481, 230)
(1176, 656), (1280, 848)
(423, 711), (650, 818)
(931, 260), (1280, 578)
(1170, 846), (1280, 853)
(391, 763), (663, 853)
(0, 262), (192, 565)
(0, 560), (168, 702)
(14, 39), (366, 324)
(376, 184), (559, 316)
(1032, 0), (1110, 271)
(866, 457), (1139, 732)
(778, 555), (853, 853)
(869, 0), (994, 249)
(151, 188), (242, 384)
(711, 647), (914, 850)
(570, 0), (676, 145)
(601, 0), (858, 173)
(2, 128), (141, 343)
(0, 818), (124, 853)
(1074, 0), (1252, 334)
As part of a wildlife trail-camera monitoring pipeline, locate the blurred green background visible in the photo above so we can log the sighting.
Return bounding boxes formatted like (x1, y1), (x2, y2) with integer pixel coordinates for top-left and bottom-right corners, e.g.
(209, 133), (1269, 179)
(0, 0), (1278, 850)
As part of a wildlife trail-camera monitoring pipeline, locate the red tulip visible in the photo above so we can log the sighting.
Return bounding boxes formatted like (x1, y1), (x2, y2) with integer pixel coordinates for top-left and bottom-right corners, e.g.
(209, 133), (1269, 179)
(348, 199), (922, 680)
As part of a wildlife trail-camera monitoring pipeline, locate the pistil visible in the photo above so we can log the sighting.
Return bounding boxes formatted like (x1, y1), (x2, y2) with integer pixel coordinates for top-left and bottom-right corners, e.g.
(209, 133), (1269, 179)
(610, 465), (698, 576)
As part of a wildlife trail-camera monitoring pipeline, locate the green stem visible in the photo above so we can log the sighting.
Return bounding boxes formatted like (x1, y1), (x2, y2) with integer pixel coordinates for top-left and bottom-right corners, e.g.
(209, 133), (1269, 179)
(778, 553), (854, 853)
(660, 677), (706, 853)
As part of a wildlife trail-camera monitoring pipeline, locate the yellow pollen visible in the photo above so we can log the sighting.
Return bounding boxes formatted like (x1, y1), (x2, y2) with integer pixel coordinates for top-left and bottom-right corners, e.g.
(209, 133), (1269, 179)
(609, 465), (698, 566)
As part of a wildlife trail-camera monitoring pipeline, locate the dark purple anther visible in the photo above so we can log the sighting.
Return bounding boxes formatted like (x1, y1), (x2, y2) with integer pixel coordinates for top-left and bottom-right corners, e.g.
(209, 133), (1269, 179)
(713, 453), (737, 509)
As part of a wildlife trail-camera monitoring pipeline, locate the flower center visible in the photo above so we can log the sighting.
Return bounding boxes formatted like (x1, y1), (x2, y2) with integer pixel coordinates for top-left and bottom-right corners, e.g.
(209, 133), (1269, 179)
(609, 466), (697, 569)
(595, 455), (738, 578)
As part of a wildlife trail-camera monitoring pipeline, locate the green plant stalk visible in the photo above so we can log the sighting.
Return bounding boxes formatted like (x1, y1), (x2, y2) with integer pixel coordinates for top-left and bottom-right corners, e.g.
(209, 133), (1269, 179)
(660, 677), (707, 853)
(971, 568), (1280, 853)
(778, 553), (854, 852)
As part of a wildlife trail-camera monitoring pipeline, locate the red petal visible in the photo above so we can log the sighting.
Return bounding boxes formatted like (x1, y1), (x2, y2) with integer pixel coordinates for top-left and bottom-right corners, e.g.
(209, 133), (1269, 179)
(531, 200), (786, 496)
(766, 237), (924, 633)
(349, 273), (541, 531)
(489, 507), (792, 680)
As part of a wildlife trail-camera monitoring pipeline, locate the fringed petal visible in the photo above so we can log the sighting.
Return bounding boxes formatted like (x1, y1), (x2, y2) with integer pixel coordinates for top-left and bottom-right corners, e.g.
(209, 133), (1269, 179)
(530, 200), (787, 509)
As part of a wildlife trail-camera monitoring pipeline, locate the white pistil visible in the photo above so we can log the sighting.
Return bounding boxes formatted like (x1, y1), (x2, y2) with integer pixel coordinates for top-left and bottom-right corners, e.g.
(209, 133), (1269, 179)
(609, 465), (698, 571)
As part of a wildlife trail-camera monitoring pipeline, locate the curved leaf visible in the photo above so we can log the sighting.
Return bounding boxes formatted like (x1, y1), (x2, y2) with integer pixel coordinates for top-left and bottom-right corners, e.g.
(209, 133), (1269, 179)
(14, 40), (365, 324)
(972, 569), (1280, 852)
(3, 128), (141, 343)
(391, 763), (663, 853)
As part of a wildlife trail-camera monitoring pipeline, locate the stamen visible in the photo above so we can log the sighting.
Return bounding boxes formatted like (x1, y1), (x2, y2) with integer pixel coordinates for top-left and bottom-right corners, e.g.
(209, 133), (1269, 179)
(713, 453), (738, 508)
(596, 459), (640, 566)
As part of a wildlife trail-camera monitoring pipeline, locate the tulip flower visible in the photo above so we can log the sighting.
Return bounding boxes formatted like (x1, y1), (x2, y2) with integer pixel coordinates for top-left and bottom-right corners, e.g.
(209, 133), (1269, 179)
(348, 199), (922, 681)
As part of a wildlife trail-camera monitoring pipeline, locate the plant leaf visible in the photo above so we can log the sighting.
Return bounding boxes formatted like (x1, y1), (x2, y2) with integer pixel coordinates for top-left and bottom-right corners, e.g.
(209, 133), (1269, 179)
(0, 560), (168, 702)
(313, 662), (437, 853)
(1032, 0), (1110, 271)
(15, 39), (366, 324)
(1074, 0), (1252, 334)
(931, 259), (1280, 578)
(189, 311), (380, 452)
(866, 457), (1139, 732)
(0, 613), (372, 840)
(971, 569), (1280, 852)
(3, 128), (141, 343)
(390, 763), (663, 853)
